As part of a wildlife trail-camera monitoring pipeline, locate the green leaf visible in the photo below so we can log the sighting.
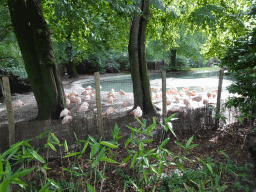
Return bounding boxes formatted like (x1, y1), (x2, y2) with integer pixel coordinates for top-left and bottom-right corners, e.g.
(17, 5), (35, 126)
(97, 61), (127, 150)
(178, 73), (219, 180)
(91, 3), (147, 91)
(62, 167), (70, 172)
(50, 133), (60, 144)
(100, 157), (118, 164)
(149, 0), (165, 11)
(87, 183), (96, 192)
(31, 150), (45, 163)
(130, 152), (138, 168)
(91, 160), (100, 168)
(175, 141), (185, 148)
(38, 130), (51, 139)
(39, 180), (51, 192)
(0, 142), (23, 159)
(160, 138), (169, 148)
(195, 157), (206, 164)
(143, 157), (149, 167)
(12, 167), (35, 180)
(176, 162), (186, 173)
(88, 135), (98, 144)
(90, 143), (100, 159)
(0, 160), (3, 181)
(81, 142), (89, 154)
(121, 155), (131, 165)
(64, 152), (80, 158)
(100, 141), (118, 148)
(186, 135), (194, 148)
(206, 163), (213, 174)
(47, 143), (56, 152)
(125, 138), (131, 148)
(64, 140), (68, 152)
(167, 122), (177, 138)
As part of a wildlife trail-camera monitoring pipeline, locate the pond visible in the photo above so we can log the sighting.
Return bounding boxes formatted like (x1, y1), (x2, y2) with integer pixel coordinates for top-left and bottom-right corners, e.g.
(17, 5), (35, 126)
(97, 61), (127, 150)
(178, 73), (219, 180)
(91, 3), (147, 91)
(81, 70), (235, 94)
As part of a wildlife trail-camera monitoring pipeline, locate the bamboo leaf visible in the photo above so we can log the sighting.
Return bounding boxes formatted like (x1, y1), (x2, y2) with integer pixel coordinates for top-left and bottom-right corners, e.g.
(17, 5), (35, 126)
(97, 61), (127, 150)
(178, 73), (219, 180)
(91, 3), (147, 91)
(100, 141), (118, 148)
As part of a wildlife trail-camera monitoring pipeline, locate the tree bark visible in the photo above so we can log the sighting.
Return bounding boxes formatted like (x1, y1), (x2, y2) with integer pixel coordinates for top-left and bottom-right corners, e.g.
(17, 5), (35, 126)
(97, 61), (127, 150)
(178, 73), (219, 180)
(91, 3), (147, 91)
(8, 0), (66, 120)
(128, 0), (156, 116)
(170, 49), (177, 68)
(128, 10), (144, 109)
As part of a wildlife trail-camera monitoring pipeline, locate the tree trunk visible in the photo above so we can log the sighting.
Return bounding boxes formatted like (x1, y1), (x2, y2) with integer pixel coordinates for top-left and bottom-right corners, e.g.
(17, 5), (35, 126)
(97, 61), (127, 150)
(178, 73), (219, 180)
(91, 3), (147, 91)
(138, 0), (155, 115)
(128, 9), (144, 109)
(8, 0), (66, 120)
(170, 49), (177, 68)
(128, 0), (156, 116)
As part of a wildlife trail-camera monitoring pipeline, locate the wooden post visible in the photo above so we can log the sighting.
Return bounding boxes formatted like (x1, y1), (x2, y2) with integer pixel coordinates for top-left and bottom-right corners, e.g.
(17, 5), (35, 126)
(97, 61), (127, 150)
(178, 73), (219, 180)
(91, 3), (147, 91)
(2, 76), (15, 146)
(94, 72), (104, 137)
(162, 70), (167, 123)
(214, 69), (224, 130)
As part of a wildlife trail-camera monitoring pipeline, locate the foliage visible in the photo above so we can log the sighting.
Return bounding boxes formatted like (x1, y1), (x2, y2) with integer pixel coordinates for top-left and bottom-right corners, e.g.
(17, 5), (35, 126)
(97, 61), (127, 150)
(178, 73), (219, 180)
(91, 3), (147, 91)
(0, 3), (28, 80)
(225, 70), (256, 120)
(0, 115), (254, 191)
(159, 151), (250, 192)
(220, 3), (256, 121)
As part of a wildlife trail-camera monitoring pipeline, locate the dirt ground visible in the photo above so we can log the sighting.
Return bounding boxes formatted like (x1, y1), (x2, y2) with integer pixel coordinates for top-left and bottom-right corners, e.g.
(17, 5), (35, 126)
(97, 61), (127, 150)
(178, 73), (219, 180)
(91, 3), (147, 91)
(0, 74), (136, 125)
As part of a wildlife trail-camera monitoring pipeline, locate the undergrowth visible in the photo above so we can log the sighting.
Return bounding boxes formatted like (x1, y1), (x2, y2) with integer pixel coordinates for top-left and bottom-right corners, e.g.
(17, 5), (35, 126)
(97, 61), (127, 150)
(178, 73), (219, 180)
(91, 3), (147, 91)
(0, 114), (254, 191)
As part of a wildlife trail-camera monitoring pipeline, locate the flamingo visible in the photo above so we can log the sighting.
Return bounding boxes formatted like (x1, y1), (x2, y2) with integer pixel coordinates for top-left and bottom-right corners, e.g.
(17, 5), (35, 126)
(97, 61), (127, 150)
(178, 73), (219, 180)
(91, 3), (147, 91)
(192, 95), (202, 102)
(105, 107), (115, 116)
(167, 105), (181, 112)
(174, 95), (180, 102)
(60, 108), (70, 118)
(107, 96), (115, 104)
(166, 97), (172, 106)
(13, 100), (24, 108)
(186, 91), (194, 98)
(119, 89), (125, 96)
(212, 93), (216, 98)
(77, 103), (89, 113)
(182, 87), (189, 92)
(69, 95), (76, 103)
(71, 91), (78, 96)
(168, 88), (178, 95)
(66, 98), (70, 105)
(203, 99), (208, 105)
(62, 115), (72, 124)
(183, 98), (190, 107)
(198, 86), (204, 91)
(85, 86), (92, 90)
(131, 106), (142, 118)
(191, 89), (196, 96)
(81, 90), (90, 95)
(83, 95), (91, 101)
(207, 92), (212, 98)
(73, 96), (82, 104)
(123, 100), (130, 108)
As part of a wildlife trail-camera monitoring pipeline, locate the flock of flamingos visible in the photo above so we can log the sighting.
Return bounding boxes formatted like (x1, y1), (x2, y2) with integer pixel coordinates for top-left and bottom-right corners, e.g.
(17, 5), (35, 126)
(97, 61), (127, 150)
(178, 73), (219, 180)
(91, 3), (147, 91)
(12, 85), (220, 125)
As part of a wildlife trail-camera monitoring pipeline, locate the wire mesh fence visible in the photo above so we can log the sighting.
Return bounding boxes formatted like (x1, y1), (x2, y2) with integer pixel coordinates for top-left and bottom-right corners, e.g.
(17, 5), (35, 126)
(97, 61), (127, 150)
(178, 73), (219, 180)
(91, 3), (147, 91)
(0, 70), (240, 156)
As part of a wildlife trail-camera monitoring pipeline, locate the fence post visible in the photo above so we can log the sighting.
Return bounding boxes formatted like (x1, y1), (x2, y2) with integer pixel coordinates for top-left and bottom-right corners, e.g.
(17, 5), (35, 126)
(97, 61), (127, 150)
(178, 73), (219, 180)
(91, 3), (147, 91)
(94, 72), (104, 137)
(2, 76), (15, 146)
(162, 70), (167, 123)
(214, 69), (224, 130)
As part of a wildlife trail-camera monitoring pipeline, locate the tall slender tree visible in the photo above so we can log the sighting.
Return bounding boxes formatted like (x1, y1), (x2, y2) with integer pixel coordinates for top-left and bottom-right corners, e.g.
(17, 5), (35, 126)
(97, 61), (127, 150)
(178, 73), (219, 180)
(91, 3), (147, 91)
(8, 0), (66, 120)
(129, 0), (157, 116)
